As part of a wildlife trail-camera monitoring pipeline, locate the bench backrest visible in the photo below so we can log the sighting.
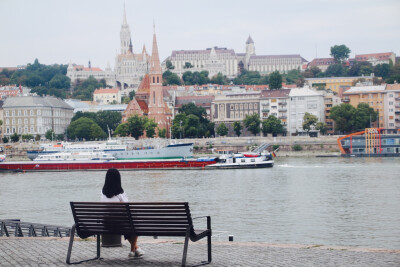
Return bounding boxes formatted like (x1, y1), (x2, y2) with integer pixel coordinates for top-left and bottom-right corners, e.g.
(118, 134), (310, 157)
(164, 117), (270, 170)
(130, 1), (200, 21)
(70, 202), (194, 238)
(71, 202), (133, 238)
(128, 202), (193, 237)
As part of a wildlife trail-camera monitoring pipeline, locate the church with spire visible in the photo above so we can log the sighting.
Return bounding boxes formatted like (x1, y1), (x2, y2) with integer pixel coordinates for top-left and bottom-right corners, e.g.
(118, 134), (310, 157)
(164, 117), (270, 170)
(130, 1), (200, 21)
(114, 4), (151, 91)
(122, 26), (172, 138)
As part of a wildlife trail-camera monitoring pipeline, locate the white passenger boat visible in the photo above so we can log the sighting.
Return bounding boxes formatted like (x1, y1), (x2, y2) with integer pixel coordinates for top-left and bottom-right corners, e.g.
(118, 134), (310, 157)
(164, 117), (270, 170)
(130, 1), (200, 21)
(34, 151), (115, 161)
(205, 152), (274, 169)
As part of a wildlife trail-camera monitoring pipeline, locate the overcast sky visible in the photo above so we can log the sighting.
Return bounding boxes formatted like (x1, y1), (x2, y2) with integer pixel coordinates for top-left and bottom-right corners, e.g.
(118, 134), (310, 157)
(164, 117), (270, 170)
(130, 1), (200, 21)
(1, 0), (399, 69)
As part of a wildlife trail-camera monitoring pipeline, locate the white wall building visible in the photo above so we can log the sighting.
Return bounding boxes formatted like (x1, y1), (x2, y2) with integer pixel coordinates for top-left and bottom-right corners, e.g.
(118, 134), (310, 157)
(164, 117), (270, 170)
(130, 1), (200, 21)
(288, 87), (325, 135)
(93, 88), (121, 104)
(2, 96), (74, 137)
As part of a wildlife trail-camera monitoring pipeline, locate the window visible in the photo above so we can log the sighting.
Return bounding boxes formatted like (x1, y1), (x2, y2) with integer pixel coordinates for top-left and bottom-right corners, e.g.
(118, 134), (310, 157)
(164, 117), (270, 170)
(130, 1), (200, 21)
(6, 111), (9, 116)
(18, 110), (21, 116)
(12, 110), (15, 116)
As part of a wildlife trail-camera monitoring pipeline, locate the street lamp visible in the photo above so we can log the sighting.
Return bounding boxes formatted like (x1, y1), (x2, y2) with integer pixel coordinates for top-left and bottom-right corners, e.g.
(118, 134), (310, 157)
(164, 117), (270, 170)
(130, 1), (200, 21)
(180, 120), (182, 139)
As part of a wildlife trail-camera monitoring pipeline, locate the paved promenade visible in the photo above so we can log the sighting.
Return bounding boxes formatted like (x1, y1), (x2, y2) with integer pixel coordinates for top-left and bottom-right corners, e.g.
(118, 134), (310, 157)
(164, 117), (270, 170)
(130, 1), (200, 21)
(0, 237), (399, 266)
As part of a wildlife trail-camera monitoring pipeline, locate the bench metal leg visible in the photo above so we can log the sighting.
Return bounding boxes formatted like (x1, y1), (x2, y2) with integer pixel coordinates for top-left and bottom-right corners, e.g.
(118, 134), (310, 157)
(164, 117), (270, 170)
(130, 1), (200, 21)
(182, 227), (191, 267)
(66, 224), (76, 264)
(96, 234), (101, 259)
(207, 216), (212, 263)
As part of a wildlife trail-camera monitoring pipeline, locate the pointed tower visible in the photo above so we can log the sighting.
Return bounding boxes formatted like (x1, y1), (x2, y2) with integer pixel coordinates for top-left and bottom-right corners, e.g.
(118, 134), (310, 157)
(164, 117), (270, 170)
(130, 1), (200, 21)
(246, 35), (255, 55)
(120, 4), (131, 54)
(148, 28), (171, 136)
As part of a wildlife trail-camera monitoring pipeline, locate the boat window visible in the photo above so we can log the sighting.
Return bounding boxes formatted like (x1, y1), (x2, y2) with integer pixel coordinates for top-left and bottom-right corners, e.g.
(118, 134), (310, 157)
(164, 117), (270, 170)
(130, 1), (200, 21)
(241, 159), (245, 163)
(251, 159), (255, 162)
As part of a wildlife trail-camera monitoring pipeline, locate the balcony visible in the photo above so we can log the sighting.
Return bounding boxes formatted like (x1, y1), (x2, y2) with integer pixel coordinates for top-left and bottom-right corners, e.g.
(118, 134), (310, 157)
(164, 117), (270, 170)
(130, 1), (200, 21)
(278, 102), (287, 106)
(262, 109), (270, 112)
(279, 116), (287, 119)
(278, 108), (287, 112)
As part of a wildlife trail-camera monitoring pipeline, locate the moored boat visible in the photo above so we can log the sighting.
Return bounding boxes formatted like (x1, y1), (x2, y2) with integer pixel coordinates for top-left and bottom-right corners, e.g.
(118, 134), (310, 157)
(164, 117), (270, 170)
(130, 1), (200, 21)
(338, 128), (400, 157)
(34, 151), (115, 161)
(205, 152), (274, 169)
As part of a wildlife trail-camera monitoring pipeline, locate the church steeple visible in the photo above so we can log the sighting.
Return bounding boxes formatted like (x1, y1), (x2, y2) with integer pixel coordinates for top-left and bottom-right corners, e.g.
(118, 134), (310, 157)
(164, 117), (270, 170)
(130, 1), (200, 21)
(149, 28), (162, 75)
(120, 4), (131, 54)
(123, 3), (127, 25)
(129, 38), (133, 53)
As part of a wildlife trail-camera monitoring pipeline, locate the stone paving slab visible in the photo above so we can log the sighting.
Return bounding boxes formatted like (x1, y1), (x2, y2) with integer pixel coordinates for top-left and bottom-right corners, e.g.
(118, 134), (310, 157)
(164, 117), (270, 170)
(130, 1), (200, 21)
(0, 237), (399, 267)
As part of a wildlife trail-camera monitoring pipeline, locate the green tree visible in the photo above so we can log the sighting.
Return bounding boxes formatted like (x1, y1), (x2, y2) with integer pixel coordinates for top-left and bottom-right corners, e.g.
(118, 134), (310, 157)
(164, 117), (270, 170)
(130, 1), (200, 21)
(172, 113), (188, 139)
(95, 111), (122, 133)
(374, 64), (391, 79)
(129, 90), (135, 100)
(166, 60), (175, 70)
(162, 70), (181, 85)
(177, 102), (214, 137)
(49, 73), (71, 89)
(144, 119), (158, 138)
(68, 117), (106, 140)
(114, 123), (129, 137)
(72, 75), (105, 100)
(127, 114), (147, 140)
(353, 103), (378, 130)
(2, 136), (9, 143)
(35, 134), (41, 141)
(284, 69), (302, 84)
(330, 44), (351, 64)
(121, 96), (131, 104)
(243, 113), (261, 136)
(56, 134), (64, 141)
(10, 133), (19, 142)
(262, 115), (285, 136)
(269, 71), (282, 89)
(233, 70), (265, 85)
(45, 129), (55, 140)
(348, 61), (373, 77)
(158, 128), (167, 138)
(315, 122), (328, 135)
(233, 121), (243, 137)
(216, 123), (228, 136)
(183, 62), (194, 69)
(211, 73), (228, 85)
(302, 112), (318, 133)
(325, 64), (346, 77)
(329, 104), (357, 133)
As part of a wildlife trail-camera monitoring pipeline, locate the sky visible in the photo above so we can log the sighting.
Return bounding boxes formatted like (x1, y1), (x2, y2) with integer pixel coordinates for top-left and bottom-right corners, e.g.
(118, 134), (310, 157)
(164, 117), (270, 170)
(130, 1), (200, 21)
(1, 0), (399, 69)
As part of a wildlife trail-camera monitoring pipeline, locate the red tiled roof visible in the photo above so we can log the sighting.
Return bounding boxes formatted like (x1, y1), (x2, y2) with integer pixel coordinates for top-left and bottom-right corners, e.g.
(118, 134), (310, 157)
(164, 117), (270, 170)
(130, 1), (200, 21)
(355, 52), (393, 61)
(137, 74), (150, 93)
(260, 89), (291, 98)
(308, 58), (335, 66)
(93, 88), (119, 94)
(386, 84), (400, 90)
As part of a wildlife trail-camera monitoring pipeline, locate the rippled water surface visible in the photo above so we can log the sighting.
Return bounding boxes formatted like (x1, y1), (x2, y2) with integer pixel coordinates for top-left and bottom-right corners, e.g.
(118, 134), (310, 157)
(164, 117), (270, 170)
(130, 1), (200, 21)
(1, 157), (399, 249)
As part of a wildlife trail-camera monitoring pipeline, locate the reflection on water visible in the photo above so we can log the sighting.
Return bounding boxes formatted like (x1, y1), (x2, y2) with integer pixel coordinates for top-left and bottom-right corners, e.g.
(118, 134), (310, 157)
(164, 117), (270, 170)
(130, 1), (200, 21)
(0, 157), (399, 249)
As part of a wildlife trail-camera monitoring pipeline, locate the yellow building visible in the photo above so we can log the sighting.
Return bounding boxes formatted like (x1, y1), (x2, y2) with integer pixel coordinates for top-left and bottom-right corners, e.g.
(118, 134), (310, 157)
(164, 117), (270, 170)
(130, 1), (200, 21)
(305, 75), (374, 94)
(93, 88), (121, 104)
(342, 85), (386, 128)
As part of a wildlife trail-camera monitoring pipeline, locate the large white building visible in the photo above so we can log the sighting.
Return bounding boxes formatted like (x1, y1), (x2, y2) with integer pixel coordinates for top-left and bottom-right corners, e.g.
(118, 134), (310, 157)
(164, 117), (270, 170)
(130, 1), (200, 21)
(2, 96), (74, 137)
(164, 36), (308, 79)
(165, 47), (238, 78)
(288, 87), (325, 135)
(66, 62), (115, 87)
(114, 5), (150, 91)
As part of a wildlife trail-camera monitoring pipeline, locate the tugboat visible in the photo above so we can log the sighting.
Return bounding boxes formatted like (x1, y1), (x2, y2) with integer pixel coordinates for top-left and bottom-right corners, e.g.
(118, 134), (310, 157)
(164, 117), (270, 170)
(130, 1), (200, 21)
(205, 152), (274, 169)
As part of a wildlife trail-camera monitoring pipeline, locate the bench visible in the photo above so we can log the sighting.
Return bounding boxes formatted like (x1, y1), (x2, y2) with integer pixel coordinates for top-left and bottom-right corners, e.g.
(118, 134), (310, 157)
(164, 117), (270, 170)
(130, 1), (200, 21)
(66, 202), (212, 266)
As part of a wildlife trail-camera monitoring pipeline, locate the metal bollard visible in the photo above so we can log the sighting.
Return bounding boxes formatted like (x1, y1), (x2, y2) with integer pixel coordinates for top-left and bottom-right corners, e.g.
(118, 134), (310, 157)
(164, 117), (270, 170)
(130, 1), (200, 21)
(228, 235), (234, 242)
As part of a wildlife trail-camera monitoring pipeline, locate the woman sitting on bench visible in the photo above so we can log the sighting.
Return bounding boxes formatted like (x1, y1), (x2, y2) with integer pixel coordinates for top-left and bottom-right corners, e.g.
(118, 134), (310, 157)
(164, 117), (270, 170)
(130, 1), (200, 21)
(101, 168), (145, 258)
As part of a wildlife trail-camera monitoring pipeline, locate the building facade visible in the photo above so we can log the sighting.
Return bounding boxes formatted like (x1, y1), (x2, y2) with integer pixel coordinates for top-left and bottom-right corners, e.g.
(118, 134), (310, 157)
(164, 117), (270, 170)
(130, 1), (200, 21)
(260, 89), (291, 131)
(164, 36), (308, 79)
(66, 63), (115, 87)
(93, 88), (121, 104)
(288, 87), (325, 135)
(323, 93), (342, 134)
(305, 75), (375, 94)
(355, 52), (396, 66)
(211, 93), (261, 136)
(384, 84), (400, 130)
(2, 96), (74, 137)
(342, 85), (386, 128)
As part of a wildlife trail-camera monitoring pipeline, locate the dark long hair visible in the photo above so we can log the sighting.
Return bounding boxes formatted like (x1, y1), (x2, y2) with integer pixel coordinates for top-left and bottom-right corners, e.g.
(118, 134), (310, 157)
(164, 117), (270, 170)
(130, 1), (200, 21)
(102, 168), (124, 198)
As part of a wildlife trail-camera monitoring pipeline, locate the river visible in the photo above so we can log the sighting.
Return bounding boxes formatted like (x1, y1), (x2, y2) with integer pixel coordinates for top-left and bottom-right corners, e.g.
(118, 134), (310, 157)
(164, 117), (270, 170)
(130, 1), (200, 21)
(0, 157), (399, 249)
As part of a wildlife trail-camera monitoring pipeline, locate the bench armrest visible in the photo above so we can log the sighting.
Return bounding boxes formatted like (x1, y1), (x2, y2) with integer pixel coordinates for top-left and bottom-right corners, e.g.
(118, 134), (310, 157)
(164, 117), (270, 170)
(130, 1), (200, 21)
(192, 216), (211, 231)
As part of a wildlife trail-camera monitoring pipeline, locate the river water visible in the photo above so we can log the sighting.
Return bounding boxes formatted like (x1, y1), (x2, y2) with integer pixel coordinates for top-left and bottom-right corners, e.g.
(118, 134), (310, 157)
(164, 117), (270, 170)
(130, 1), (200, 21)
(0, 157), (399, 249)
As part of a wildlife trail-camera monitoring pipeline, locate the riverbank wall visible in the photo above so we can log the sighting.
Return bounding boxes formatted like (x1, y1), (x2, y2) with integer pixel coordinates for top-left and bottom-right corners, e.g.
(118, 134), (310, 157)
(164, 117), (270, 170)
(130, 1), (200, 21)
(0, 135), (341, 161)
